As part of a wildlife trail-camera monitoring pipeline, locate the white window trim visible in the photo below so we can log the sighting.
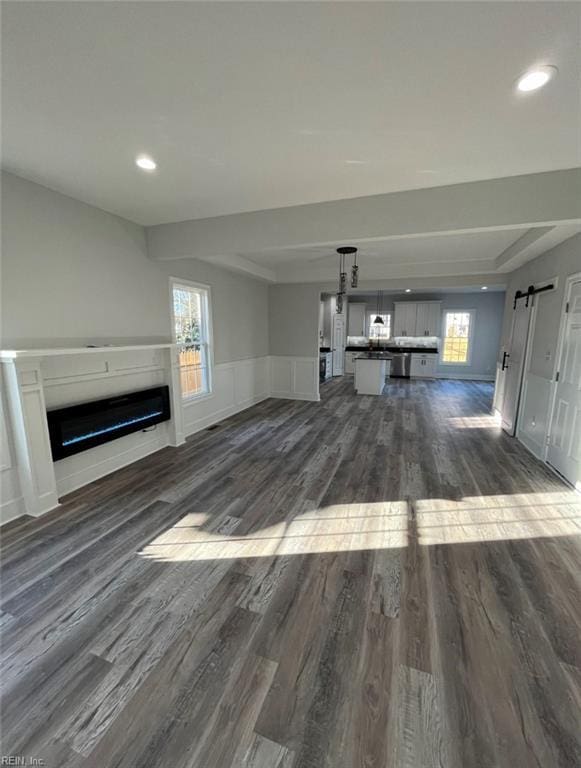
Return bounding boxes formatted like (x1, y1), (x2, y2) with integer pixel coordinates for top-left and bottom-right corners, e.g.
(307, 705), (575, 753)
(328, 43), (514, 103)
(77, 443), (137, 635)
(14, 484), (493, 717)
(367, 311), (393, 339)
(440, 309), (475, 367)
(170, 277), (215, 402)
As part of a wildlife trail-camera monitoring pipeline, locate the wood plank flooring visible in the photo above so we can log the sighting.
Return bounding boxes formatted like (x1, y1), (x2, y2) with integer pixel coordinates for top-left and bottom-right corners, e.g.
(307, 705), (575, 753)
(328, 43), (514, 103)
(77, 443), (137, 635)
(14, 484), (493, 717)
(1, 377), (580, 767)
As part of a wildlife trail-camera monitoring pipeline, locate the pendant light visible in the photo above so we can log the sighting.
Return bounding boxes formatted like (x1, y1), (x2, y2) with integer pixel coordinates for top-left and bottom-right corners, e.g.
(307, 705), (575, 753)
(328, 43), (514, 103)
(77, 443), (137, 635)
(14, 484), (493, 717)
(336, 246), (358, 295)
(335, 247), (350, 313)
(351, 248), (360, 288)
(373, 290), (384, 324)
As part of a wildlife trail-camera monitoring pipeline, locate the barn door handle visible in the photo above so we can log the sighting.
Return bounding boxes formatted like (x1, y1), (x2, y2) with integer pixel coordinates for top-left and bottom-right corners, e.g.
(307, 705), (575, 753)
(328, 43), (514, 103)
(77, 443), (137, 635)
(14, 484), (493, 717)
(501, 351), (510, 371)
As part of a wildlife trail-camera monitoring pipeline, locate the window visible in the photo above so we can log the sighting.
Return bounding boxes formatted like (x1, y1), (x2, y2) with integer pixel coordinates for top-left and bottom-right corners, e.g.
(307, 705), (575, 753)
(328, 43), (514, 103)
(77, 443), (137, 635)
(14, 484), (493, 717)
(441, 310), (474, 365)
(171, 280), (213, 398)
(368, 312), (392, 340)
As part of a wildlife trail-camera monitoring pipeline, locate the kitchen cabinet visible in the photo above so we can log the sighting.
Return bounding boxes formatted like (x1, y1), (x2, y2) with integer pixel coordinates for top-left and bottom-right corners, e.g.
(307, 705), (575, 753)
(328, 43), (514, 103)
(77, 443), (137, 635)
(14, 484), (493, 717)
(325, 352), (333, 380)
(355, 357), (392, 395)
(410, 353), (437, 377)
(415, 302), (442, 336)
(393, 302), (417, 337)
(347, 303), (367, 337)
(345, 350), (360, 374)
(394, 301), (441, 337)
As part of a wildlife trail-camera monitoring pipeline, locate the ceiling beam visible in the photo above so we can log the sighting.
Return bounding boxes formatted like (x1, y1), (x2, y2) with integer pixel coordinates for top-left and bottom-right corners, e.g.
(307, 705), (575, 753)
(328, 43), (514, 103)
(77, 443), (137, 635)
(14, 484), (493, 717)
(494, 223), (581, 272)
(147, 169), (581, 267)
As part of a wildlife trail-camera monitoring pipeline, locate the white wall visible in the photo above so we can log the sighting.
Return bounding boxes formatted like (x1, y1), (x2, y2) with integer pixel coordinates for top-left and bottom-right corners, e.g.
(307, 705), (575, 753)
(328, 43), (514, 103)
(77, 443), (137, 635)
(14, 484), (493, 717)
(1, 172), (269, 363)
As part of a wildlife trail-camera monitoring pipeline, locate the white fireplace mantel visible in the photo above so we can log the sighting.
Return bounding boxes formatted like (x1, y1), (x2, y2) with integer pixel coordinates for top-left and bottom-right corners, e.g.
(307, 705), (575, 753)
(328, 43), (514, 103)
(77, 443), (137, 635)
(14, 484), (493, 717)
(0, 344), (185, 517)
(0, 343), (175, 360)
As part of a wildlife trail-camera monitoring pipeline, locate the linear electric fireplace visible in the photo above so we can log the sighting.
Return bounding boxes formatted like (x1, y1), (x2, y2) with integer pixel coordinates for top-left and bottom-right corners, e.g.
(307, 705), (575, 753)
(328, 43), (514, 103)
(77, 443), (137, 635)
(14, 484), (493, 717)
(47, 386), (171, 460)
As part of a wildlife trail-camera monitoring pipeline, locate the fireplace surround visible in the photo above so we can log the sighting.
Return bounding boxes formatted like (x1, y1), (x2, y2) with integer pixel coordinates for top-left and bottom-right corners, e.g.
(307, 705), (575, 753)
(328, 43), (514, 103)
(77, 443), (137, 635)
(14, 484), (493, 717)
(47, 385), (171, 460)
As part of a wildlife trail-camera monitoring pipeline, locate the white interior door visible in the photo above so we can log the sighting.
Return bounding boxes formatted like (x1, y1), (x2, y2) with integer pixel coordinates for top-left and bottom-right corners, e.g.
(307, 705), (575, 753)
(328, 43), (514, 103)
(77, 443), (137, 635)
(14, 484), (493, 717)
(492, 363), (506, 417)
(548, 279), (581, 488)
(332, 314), (345, 375)
(501, 301), (533, 435)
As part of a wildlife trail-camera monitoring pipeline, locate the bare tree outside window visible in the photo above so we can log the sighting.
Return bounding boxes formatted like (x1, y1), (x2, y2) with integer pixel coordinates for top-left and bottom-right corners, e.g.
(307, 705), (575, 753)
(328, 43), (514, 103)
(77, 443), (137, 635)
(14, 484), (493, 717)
(172, 283), (212, 397)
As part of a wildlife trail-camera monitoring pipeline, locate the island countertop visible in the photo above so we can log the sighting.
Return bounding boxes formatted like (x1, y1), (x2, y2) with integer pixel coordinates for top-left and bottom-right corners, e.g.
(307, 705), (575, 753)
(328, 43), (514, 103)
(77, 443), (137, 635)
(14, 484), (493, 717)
(346, 345), (438, 354)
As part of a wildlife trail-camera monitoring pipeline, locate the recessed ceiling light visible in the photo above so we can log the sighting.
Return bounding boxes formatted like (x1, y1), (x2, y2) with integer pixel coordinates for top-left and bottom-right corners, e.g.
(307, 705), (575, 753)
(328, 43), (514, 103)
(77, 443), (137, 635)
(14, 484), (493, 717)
(516, 66), (557, 93)
(135, 155), (157, 171)
(345, 159), (367, 166)
(481, 286), (488, 290)
(405, 288), (412, 293)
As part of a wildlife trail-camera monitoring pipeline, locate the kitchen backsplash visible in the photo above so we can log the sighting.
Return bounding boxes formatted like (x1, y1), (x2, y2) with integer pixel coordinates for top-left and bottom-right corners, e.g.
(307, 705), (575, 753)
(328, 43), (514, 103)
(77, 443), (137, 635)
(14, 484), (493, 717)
(346, 335), (439, 348)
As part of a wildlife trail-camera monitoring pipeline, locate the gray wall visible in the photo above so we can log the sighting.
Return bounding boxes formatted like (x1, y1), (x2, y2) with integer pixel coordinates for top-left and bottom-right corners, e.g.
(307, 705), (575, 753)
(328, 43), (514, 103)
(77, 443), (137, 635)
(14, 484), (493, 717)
(432, 292), (505, 378)
(500, 232), (581, 381)
(268, 284), (320, 357)
(1, 172), (268, 363)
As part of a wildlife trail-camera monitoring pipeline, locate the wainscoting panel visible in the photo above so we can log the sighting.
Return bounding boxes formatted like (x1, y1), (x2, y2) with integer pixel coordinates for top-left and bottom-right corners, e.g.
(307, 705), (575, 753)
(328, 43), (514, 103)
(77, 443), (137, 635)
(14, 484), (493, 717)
(54, 424), (170, 497)
(183, 356), (270, 437)
(0, 377), (25, 525)
(517, 372), (552, 460)
(2, 352), (317, 522)
(270, 356), (319, 401)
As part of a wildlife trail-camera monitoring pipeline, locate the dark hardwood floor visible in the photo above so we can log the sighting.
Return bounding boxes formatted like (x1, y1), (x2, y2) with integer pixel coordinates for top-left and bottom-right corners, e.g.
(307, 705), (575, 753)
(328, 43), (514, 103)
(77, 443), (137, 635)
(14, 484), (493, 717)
(1, 377), (580, 767)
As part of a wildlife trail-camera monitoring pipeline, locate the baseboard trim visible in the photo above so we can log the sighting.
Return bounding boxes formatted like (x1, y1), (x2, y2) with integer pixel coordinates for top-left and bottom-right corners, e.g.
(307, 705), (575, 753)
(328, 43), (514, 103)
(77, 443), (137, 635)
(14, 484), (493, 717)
(0, 495), (27, 526)
(184, 393), (269, 437)
(434, 373), (495, 382)
(269, 392), (320, 402)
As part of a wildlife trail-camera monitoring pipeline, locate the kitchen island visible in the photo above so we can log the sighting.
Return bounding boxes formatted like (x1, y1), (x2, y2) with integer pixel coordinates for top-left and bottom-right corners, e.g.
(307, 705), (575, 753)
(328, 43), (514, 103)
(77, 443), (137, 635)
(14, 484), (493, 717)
(354, 353), (392, 395)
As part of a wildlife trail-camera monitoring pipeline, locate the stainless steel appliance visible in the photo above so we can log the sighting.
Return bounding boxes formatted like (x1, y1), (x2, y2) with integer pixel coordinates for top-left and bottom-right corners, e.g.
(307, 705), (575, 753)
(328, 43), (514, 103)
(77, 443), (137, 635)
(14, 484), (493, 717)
(389, 352), (411, 378)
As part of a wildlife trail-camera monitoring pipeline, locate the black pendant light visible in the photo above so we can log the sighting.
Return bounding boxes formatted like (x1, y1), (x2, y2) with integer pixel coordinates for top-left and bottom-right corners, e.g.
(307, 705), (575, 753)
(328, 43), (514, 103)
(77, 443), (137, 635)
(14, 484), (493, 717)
(373, 290), (384, 324)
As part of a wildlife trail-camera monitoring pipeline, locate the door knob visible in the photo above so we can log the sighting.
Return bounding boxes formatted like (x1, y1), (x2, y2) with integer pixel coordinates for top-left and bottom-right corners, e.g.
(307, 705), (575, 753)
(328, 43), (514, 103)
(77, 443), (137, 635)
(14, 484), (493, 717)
(501, 351), (510, 370)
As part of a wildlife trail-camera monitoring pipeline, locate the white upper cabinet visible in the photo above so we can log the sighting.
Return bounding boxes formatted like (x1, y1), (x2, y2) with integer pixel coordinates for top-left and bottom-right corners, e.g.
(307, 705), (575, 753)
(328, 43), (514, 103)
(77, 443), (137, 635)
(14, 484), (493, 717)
(414, 303), (429, 337)
(347, 303), (367, 337)
(393, 302), (418, 337)
(394, 301), (441, 337)
(415, 302), (442, 336)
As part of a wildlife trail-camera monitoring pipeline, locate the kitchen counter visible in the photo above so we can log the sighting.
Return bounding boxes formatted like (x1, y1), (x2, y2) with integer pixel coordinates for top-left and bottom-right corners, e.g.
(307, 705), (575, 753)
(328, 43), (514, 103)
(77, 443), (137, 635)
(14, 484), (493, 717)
(346, 345), (438, 354)
(354, 356), (391, 395)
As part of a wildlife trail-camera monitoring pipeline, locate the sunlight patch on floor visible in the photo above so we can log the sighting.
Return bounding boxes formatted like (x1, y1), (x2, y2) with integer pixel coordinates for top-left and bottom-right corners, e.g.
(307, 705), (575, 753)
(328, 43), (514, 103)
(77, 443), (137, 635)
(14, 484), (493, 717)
(139, 501), (409, 562)
(415, 491), (581, 545)
(138, 491), (581, 563)
(447, 414), (501, 429)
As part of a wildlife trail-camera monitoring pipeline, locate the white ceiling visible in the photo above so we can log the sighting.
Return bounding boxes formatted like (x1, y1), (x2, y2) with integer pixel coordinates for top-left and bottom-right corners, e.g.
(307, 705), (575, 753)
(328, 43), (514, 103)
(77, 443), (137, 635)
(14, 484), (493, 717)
(2, 2), (580, 226)
(243, 229), (524, 268)
(239, 225), (581, 282)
